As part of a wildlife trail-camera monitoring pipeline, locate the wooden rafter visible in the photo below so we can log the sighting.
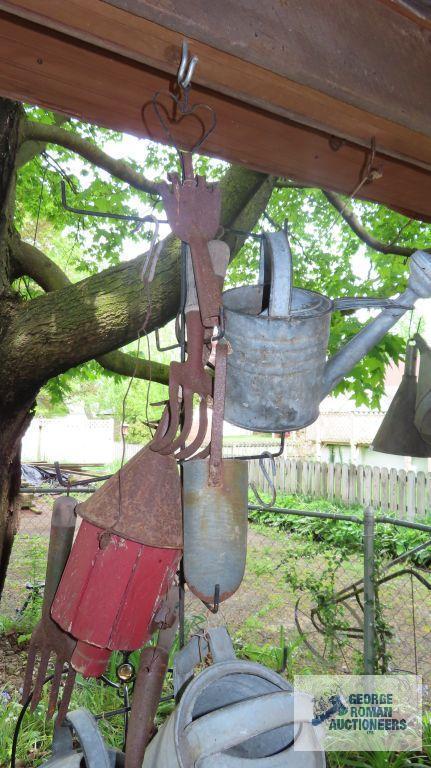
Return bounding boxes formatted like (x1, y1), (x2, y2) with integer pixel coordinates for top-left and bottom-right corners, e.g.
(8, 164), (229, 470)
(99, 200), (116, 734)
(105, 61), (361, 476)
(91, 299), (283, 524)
(0, 1), (430, 219)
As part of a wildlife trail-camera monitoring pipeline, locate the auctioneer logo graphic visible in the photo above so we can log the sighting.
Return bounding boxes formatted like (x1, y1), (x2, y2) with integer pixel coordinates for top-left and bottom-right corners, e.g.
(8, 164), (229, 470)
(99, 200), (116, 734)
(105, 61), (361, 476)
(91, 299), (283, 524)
(294, 674), (422, 751)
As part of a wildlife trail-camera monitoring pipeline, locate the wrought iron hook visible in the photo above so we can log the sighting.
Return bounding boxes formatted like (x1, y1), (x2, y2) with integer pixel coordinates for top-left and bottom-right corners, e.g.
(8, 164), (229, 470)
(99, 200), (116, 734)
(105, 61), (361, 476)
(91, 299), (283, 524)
(249, 451), (277, 508)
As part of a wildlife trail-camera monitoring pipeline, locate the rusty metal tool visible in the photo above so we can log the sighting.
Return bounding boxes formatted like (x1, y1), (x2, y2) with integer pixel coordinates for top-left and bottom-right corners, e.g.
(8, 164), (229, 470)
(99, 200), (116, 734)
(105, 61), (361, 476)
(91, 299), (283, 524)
(150, 310), (212, 458)
(125, 585), (179, 768)
(150, 241), (229, 459)
(156, 153), (222, 330)
(23, 496), (78, 722)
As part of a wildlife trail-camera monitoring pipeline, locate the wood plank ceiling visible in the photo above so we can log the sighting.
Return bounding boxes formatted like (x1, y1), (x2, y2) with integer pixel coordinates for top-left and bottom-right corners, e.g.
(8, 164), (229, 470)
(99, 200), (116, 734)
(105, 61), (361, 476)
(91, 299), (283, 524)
(0, 0), (430, 219)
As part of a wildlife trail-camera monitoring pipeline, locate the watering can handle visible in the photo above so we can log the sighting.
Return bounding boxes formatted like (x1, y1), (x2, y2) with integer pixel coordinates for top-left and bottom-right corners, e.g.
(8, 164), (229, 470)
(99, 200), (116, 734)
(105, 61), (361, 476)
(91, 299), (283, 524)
(261, 231), (293, 319)
(52, 709), (111, 768)
(184, 690), (316, 765)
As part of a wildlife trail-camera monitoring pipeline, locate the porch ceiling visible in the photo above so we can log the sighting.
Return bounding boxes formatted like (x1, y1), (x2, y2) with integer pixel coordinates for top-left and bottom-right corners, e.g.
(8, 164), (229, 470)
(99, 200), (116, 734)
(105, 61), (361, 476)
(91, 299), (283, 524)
(0, 0), (430, 219)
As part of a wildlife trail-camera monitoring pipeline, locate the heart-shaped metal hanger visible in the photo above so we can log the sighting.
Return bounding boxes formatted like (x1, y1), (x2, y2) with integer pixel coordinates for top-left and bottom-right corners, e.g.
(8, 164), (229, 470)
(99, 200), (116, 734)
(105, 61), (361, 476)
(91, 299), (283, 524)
(152, 87), (217, 154)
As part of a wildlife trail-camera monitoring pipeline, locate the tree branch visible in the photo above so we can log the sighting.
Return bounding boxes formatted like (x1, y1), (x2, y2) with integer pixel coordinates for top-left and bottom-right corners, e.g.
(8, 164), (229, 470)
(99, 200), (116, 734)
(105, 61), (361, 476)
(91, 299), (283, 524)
(11, 236), (169, 385)
(22, 121), (159, 195)
(3, 166), (273, 402)
(323, 190), (431, 256)
(97, 349), (168, 385)
(16, 113), (70, 168)
(276, 179), (431, 256)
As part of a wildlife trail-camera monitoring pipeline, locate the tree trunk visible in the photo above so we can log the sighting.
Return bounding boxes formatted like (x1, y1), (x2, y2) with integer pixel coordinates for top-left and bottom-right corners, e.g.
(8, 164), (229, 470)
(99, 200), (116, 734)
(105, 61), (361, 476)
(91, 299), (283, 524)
(0, 97), (27, 598)
(0, 403), (36, 597)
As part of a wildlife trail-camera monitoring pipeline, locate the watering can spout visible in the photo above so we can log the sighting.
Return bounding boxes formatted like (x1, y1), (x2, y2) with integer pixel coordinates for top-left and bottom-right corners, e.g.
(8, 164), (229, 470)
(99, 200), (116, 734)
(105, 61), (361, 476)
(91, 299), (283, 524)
(322, 250), (431, 399)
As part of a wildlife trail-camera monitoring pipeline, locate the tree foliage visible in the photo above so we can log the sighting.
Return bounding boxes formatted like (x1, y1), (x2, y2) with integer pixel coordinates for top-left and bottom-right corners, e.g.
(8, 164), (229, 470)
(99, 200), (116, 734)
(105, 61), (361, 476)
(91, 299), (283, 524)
(11, 104), (431, 416)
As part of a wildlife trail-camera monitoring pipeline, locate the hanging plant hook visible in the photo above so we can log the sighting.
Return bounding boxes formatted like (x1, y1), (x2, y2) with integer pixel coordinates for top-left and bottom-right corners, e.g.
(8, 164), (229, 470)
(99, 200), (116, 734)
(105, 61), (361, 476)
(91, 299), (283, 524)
(249, 451), (277, 508)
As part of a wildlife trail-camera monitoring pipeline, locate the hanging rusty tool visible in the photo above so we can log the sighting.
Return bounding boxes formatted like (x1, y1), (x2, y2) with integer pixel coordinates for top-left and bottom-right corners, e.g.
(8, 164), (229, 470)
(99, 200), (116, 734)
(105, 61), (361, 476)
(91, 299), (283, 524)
(151, 241), (229, 459)
(50, 446), (182, 679)
(152, 46), (221, 334)
(155, 162), (222, 331)
(125, 584), (179, 768)
(22, 496), (78, 723)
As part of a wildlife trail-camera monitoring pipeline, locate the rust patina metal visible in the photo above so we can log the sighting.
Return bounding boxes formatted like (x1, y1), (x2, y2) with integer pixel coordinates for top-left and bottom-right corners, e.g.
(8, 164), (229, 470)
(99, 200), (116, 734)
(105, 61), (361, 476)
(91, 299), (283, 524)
(156, 154), (222, 331)
(23, 496), (78, 722)
(78, 446), (182, 548)
(150, 310), (213, 459)
(125, 585), (179, 768)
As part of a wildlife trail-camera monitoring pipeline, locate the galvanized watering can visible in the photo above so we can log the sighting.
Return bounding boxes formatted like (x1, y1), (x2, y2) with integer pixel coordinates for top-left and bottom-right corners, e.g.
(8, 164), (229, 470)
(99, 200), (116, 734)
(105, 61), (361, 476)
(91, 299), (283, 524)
(38, 709), (124, 768)
(222, 231), (431, 432)
(38, 630), (324, 768)
(143, 627), (325, 767)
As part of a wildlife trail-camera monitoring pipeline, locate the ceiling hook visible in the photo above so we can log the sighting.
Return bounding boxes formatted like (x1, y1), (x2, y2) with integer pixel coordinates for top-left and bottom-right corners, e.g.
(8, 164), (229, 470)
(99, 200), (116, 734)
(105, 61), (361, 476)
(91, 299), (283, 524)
(177, 40), (198, 90)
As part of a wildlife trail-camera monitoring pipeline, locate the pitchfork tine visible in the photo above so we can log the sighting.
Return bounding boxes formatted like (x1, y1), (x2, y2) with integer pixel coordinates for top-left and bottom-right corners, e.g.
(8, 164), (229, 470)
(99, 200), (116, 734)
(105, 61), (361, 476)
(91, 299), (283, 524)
(57, 668), (76, 725)
(158, 391), (194, 455)
(47, 657), (64, 718)
(30, 650), (50, 711)
(151, 380), (181, 451)
(175, 397), (209, 460)
(22, 642), (37, 702)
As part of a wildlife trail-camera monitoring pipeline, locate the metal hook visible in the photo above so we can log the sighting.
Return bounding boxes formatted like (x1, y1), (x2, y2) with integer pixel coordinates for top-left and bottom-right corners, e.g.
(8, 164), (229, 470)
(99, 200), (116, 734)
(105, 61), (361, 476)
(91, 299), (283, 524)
(139, 217), (162, 284)
(154, 326), (181, 352)
(177, 41), (199, 90)
(60, 180), (165, 223)
(235, 432), (285, 461)
(202, 584), (220, 614)
(249, 451), (277, 508)
(211, 306), (225, 343)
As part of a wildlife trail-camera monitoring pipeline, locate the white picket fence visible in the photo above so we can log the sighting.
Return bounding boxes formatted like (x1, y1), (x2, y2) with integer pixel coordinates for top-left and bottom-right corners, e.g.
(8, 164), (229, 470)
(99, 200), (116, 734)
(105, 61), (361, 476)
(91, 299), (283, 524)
(113, 444), (431, 518)
(248, 458), (431, 519)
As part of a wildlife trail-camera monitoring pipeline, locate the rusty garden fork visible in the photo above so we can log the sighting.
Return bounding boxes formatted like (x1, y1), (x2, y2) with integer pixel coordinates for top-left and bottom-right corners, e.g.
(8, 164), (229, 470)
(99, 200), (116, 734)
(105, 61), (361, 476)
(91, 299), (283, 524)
(22, 497), (78, 722)
(150, 309), (213, 459)
(150, 238), (229, 459)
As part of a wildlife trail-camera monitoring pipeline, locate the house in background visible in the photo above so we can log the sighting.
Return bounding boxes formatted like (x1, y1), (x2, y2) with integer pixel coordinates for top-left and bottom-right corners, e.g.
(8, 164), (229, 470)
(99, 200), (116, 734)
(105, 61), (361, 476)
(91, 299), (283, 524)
(284, 360), (431, 472)
(22, 354), (431, 472)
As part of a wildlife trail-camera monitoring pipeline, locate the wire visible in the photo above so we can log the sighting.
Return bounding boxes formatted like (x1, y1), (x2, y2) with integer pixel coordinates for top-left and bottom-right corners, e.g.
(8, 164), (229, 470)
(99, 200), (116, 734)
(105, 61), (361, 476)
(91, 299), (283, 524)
(18, 162), (48, 301)
(11, 673), (57, 768)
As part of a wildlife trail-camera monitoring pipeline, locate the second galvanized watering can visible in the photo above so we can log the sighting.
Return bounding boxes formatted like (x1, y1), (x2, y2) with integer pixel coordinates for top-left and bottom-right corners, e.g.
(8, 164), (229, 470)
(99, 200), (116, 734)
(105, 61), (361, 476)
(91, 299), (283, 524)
(143, 628), (325, 767)
(223, 232), (431, 432)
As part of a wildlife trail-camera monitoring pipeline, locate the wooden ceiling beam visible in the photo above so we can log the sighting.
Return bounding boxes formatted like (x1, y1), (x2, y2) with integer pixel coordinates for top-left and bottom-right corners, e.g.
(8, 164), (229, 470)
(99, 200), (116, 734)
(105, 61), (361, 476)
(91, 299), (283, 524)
(0, 8), (430, 220)
(1, 0), (431, 172)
